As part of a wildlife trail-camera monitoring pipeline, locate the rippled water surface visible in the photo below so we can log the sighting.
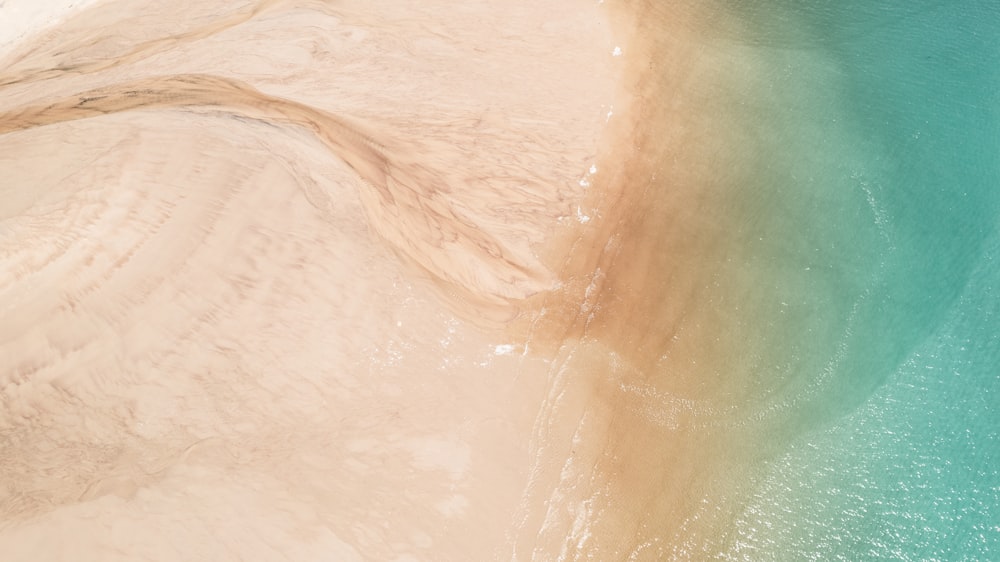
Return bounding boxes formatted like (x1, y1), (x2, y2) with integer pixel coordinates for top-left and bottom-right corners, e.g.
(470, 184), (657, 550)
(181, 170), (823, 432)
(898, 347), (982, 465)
(696, 1), (1000, 558)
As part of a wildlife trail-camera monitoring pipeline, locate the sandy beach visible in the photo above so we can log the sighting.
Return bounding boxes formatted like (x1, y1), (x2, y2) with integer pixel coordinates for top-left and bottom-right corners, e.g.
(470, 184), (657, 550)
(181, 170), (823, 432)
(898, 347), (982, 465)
(0, 0), (625, 559)
(1, 0), (781, 558)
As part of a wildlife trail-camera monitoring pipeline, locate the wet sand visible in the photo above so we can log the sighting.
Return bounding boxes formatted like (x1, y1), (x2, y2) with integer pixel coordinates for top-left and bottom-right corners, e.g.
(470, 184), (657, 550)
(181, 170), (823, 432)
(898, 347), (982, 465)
(505, 3), (785, 557)
(1, 0), (767, 560)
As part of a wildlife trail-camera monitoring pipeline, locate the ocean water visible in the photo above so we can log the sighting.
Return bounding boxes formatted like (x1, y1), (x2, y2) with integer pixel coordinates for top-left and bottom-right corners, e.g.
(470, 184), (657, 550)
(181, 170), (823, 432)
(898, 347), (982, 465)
(644, 0), (1000, 558)
(521, 0), (999, 558)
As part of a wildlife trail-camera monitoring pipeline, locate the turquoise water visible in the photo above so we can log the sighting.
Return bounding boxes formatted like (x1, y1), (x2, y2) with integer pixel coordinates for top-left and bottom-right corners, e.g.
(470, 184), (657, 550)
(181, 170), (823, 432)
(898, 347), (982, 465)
(713, 1), (999, 558)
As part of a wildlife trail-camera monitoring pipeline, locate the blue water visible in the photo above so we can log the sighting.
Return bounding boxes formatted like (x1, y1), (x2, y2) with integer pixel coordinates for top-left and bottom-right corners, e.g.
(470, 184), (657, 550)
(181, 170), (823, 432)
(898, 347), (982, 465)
(715, 1), (999, 558)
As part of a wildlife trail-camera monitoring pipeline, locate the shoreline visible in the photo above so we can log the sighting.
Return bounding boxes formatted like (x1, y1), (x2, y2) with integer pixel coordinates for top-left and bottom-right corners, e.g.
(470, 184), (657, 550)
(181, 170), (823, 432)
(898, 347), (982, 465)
(505, 1), (791, 557)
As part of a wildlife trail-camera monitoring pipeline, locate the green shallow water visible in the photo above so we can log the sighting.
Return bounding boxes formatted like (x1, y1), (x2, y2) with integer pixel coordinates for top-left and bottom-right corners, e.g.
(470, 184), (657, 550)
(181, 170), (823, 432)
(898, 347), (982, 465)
(693, 0), (1000, 558)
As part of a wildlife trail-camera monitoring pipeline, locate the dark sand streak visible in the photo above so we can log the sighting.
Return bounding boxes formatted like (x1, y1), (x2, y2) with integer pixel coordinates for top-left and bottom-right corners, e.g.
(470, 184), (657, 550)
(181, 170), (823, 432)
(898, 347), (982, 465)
(0, 73), (553, 308)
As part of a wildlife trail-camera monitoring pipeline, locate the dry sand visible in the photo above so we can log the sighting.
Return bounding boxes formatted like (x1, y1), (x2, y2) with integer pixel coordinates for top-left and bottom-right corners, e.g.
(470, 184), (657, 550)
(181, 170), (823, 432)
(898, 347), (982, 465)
(0, 0), (632, 560)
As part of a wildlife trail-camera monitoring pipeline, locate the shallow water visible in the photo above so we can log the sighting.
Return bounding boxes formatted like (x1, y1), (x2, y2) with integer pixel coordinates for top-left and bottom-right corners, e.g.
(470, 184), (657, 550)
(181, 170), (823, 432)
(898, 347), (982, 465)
(711, 1), (1000, 559)
(505, 0), (999, 558)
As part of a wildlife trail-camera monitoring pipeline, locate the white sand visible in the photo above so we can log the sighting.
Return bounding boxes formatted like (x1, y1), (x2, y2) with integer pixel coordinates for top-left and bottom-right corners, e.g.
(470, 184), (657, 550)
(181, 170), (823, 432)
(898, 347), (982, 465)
(0, 0), (623, 559)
